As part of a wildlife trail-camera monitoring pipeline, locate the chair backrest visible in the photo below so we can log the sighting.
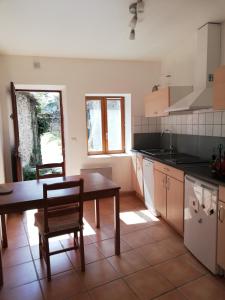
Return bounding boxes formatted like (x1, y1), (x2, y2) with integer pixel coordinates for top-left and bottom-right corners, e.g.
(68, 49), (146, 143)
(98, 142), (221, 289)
(36, 162), (65, 179)
(42, 179), (84, 233)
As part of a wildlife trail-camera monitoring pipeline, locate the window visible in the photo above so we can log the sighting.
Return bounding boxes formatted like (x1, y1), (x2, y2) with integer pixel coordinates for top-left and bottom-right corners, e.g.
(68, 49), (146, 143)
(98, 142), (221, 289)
(86, 96), (125, 155)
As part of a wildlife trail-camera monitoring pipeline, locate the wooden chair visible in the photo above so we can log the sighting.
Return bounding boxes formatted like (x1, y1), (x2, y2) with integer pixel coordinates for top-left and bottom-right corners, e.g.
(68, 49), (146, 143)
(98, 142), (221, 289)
(36, 162), (65, 179)
(0, 162), (65, 249)
(34, 179), (85, 281)
(36, 163), (100, 228)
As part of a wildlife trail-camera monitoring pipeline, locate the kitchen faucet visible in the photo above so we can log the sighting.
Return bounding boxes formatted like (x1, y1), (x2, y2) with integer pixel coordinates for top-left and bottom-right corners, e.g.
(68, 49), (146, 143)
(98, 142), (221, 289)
(161, 129), (174, 152)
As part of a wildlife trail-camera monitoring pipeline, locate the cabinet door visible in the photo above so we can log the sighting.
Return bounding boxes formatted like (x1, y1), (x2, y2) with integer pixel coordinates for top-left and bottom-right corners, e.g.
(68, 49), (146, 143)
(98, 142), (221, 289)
(213, 65), (225, 110)
(145, 88), (169, 117)
(166, 176), (184, 235)
(217, 201), (225, 269)
(154, 169), (167, 218)
(131, 152), (137, 192)
(136, 153), (144, 198)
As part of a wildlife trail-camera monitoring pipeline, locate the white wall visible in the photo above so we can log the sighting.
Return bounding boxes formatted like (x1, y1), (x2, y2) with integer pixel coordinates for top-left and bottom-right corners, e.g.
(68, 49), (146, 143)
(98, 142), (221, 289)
(0, 55), (161, 190)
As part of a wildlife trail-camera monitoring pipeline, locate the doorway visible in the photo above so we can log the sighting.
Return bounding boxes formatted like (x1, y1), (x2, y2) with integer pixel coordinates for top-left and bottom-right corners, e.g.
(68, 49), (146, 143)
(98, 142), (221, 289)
(11, 83), (65, 181)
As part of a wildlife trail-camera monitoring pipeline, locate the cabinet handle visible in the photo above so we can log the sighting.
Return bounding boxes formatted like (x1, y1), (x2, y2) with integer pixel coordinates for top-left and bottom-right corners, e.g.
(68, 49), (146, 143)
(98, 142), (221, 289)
(218, 206), (225, 223)
(154, 111), (158, 115)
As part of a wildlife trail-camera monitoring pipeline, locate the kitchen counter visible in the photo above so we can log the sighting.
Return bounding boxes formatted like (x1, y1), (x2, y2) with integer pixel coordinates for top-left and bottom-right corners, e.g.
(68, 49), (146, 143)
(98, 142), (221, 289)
(132, 149), (225, 187)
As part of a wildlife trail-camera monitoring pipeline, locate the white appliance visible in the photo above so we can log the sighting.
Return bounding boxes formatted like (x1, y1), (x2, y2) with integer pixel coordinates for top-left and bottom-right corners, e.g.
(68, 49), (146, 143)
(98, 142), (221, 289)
(184, 175), (218, 274)
(166, 23), (221, 112)
(143, 158), (159, 216)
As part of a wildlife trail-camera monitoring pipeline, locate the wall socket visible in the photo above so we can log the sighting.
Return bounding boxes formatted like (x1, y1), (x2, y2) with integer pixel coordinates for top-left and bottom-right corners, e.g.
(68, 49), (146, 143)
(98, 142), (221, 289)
(33, 61), (41, 69)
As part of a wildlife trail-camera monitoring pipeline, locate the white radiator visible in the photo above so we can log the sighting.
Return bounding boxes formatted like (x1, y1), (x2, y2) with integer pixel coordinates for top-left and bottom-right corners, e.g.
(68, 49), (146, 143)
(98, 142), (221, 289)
(80, 167), (112, 180)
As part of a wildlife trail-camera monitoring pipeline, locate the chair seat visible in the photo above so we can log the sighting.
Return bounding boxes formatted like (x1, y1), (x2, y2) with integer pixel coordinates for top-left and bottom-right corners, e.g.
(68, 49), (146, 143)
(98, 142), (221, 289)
(34, 207), (80, 233)
(37, 203), (77, 213)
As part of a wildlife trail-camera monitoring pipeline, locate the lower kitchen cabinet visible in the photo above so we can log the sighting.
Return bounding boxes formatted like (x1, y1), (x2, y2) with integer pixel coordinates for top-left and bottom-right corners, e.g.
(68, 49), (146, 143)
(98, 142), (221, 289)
(154, 162), (184, 235)
(166, 176), (184, 235)
(217, 200), (225, 269)
(154, 169), (167, 218)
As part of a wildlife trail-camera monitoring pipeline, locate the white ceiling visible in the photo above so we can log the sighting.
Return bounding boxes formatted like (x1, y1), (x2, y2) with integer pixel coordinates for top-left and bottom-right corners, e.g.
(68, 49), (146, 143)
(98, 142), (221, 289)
(0, 0), (225, 61)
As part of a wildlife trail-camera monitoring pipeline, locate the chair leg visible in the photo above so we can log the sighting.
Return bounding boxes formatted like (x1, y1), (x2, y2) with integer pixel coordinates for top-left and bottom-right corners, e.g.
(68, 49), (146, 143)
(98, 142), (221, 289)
(74, 232), (78, 249)
(79, 230), (85, 272)
(38, 233), (42, 259)
(94, 199), (100, 228)
(44, 237), (51, 281)
(1, 214), (8, 248)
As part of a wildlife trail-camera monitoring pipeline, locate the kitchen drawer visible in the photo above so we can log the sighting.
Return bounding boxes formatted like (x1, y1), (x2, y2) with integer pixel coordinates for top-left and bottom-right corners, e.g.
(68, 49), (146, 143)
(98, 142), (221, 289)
(219, 186), (225, 203)
(154, 161), (184, 182)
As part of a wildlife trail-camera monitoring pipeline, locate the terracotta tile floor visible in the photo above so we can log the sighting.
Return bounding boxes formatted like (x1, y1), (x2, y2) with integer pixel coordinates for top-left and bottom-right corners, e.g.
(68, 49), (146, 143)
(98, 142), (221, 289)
(1, 195), (225, 300)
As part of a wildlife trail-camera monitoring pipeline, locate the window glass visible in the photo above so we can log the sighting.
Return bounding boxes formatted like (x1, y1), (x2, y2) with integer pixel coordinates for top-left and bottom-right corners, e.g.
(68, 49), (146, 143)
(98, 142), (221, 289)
(106, 99), (122, 151)
(86, 100), (103, 152)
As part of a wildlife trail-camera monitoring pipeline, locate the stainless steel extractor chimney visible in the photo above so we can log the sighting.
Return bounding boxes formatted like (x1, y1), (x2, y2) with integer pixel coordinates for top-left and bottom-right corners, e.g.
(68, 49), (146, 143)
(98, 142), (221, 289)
(166, 23), (221, 112)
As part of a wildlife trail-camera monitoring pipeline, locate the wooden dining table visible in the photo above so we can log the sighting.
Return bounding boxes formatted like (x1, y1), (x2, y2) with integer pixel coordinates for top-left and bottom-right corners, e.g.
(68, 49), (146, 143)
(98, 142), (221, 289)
(0, 172), (121, 286)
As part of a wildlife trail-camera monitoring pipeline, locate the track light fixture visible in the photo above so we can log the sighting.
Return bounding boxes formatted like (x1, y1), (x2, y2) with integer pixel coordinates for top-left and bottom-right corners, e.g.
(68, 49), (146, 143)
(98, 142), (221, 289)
(129, 0), (144, 40)
(129, 29), (135, 40)
(130, 14), (137, 29)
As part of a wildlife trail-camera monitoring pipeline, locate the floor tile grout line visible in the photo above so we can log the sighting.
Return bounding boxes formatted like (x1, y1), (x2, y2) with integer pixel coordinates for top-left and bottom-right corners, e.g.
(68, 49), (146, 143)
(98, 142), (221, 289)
(149, 287), (186, 300)
(122, 233), (178, 249)
(21, 213), (46, 300)
(0, 279), (42, 295)
(121, 277), (143, 300)
(176, 287), (193, 300)
(110, 252), (194, 284)
(107, 252), (188, 280)
(153, 263), (208, 291)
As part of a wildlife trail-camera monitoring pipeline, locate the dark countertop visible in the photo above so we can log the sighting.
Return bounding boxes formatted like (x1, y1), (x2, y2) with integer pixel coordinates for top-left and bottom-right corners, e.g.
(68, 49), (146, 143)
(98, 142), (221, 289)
(131, 149), (225, 187)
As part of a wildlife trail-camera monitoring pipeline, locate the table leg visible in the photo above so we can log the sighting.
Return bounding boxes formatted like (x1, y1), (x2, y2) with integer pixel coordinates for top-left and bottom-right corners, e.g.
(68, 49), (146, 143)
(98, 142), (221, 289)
(114, 191), (120, 255)
(94, 199), (100, 228)
(1, 214), (8, 248)
(0, 246), (3, 286)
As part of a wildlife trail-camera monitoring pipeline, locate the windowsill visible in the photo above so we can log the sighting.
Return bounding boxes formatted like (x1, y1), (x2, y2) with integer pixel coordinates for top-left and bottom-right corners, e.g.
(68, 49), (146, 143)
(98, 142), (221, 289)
(88, 153), (132, 158)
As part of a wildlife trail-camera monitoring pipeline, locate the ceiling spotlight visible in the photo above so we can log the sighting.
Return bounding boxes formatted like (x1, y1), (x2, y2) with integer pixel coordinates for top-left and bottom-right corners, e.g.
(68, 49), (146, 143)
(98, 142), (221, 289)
(129, 14), (137, 29)
(137, 0), (144, 13)
(129, 29), (135, 40)
(129, 2), (137, 14)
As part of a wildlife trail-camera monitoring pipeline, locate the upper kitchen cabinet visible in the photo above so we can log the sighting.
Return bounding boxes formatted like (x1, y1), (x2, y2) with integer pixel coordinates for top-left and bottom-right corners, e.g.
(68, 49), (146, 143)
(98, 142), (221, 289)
(213, 65), (225, 110)
(144, 87), (169, 117)
(144, 86), (193, 117)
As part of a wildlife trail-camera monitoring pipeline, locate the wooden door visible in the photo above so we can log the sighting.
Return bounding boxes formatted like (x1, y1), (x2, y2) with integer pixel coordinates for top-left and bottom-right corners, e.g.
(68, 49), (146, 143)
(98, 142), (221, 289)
(10, 87), (66, 182)
(154, 169), (167, 218)
(136, 153), (144, 199)
(217, 200), (225, 269)
(166, 176), (184, 235)
(10, 82), (23, 181)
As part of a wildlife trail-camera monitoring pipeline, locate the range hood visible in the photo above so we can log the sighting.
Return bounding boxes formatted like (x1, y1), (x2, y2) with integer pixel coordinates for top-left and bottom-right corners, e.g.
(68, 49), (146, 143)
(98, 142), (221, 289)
(166, 23), (221, 112)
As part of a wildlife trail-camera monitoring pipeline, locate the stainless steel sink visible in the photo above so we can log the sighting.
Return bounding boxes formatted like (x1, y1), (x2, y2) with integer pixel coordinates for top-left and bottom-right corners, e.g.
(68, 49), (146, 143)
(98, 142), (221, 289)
(141, 149), (176, 156)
